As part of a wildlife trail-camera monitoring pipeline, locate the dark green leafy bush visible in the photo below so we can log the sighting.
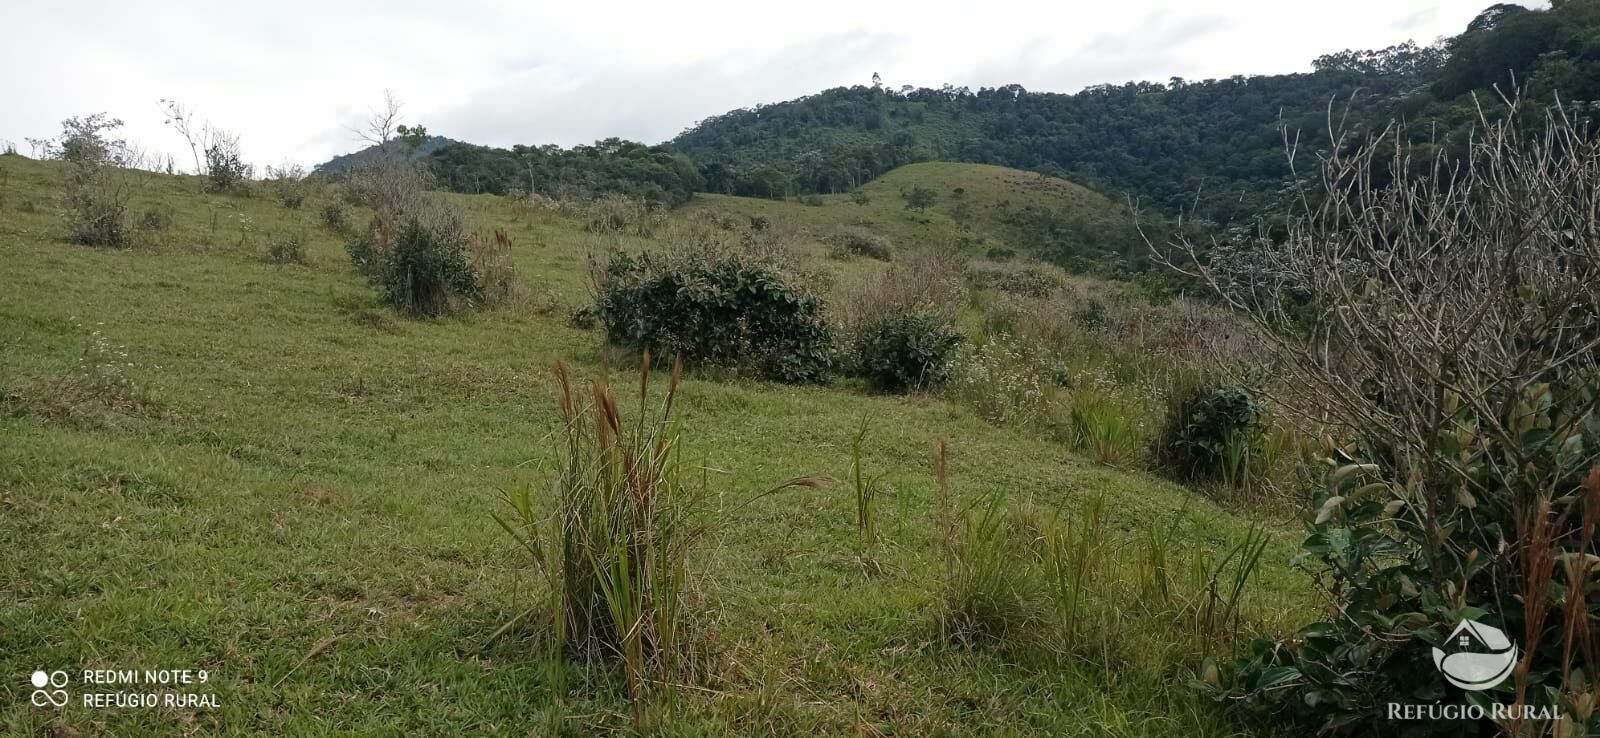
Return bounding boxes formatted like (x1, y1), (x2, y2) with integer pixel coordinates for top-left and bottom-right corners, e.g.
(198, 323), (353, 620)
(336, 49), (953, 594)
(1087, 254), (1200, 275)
(853, 309), (963, 391)
(347, 214), (481, 316)
(591, 250), (834, 383)
(1153, 379), (1264, 482)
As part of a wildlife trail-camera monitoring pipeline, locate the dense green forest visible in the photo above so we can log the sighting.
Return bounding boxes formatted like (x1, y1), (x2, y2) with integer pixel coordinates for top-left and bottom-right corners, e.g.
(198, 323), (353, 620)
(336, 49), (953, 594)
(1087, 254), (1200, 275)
(670, 1), (1599, 223)
(316, 1), (1600, 235)
(425, 138), (702, 205)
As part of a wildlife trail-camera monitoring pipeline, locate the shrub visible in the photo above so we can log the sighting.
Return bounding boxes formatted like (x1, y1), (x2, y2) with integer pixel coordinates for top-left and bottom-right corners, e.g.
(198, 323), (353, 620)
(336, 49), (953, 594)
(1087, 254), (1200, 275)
(347, 211), (481, 316)
(841, 248), (967, 333)
(825, 225), (892, 261)
(1152, 378), (1264, 483)
(202, 131), (253, 194)
(265, 164), (307, 208)
(967, 261), (1061, 297)
(585, 194), (657, 237)
(320, 202), (347, 232)
(265, 231), (307, 264)
(854, 309), (962, 392)
(53, 114), (132, 247)
(137, 207), (172, 231)
(1183, 112), (1600, 734)
(801, 194), (825, 207)
(590, 250), (834, 383)
(950, 334), (1048, 426)
(903, 184), (936, 212)
(849, 190), (869, 206)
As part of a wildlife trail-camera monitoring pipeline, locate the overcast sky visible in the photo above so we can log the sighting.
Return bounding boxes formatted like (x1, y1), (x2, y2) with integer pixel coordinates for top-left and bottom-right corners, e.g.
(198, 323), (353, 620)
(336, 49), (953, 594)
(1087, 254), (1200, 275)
(0, 1), (1532, 170)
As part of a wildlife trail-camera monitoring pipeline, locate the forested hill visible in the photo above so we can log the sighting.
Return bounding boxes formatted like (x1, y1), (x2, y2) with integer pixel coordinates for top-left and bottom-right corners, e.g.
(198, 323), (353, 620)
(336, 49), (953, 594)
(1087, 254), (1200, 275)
(668, 1), (1600, 224)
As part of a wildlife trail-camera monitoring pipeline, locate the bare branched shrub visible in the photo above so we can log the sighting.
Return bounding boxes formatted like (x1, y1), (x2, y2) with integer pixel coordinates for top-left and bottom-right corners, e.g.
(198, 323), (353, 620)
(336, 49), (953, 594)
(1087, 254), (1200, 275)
(1171, 108), (1600, 729)
(265, 164), (308, 208)
(160, 100), (254, 192)
(1165, 107), (1600, 503)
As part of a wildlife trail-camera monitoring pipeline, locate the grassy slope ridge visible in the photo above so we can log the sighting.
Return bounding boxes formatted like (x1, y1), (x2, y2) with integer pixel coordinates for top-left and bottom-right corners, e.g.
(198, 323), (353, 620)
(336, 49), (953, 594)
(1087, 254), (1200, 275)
(686, 161), (1141, 262)
(0, 155), (1299, 736)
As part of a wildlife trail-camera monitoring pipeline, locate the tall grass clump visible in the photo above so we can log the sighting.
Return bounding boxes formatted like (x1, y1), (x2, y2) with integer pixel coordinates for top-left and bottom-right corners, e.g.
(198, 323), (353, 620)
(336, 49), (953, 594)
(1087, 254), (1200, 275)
(1058, 387), (1144, 466)
(935, 442), (1042, 648)
(1041, 492), (1109, 642)
(492, 356), (823, 727)
(585, 194), (660, 240)
(469, 228), (527, 309)
(847, 419), (882, 559)
(966, 260), (1062, 297)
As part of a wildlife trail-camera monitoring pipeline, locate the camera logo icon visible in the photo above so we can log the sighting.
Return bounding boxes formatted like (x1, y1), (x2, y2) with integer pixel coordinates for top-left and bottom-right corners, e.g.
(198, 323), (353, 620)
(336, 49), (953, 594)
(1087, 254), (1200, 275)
(30, 670), (69, 708)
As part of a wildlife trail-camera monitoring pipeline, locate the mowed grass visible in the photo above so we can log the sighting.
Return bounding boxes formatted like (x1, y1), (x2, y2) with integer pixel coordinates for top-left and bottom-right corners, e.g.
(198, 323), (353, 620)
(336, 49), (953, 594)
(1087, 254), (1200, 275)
(1, 154), (1304, 736)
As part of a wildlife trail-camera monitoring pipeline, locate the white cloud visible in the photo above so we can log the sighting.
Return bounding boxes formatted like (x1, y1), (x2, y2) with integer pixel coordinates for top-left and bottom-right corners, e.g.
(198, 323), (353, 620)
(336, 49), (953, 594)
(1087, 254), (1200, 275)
(0, 0), (1516, 169)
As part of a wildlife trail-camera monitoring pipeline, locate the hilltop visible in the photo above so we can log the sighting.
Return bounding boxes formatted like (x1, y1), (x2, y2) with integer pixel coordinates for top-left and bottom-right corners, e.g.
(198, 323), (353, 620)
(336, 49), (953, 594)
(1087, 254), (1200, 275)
(684, 161), (1150, 272)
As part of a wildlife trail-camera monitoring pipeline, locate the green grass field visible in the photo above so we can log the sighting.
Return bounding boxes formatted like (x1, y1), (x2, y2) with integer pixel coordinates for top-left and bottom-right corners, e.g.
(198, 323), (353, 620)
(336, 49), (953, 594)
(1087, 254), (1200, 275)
(1, 154), (1303, 736)
(686, 162), (1141, 261)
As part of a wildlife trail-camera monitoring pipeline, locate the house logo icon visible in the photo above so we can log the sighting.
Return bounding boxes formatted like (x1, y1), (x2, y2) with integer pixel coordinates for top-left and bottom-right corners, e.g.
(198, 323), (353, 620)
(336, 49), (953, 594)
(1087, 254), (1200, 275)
(1431, 620), (1518, 691)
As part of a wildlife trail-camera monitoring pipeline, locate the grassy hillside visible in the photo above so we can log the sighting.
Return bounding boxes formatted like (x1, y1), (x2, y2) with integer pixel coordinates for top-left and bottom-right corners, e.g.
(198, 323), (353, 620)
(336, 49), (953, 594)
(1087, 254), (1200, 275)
(685, 162), (1148, 271)
(1, 154), (1301, 736)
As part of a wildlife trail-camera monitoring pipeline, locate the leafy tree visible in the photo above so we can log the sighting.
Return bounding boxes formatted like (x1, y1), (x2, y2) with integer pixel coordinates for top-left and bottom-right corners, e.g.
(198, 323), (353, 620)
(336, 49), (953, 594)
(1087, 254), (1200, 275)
(902, 185), (935, 213)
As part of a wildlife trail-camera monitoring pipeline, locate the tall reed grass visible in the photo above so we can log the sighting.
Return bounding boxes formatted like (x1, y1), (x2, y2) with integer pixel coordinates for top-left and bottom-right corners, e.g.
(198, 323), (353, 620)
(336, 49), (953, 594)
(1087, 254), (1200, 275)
(492, 352), (825, 727)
